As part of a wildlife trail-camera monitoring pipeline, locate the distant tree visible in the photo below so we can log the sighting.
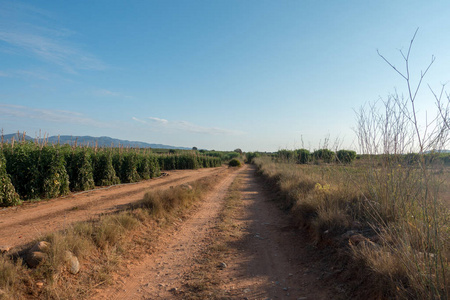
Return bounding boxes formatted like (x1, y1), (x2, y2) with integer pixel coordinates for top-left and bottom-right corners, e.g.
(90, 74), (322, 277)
(313, 149), (335, 163)
(234, 148), (243, 154)
(192, 147), (198, 151)
(336, 150), (356, 164)
(296, 149), (311, 164)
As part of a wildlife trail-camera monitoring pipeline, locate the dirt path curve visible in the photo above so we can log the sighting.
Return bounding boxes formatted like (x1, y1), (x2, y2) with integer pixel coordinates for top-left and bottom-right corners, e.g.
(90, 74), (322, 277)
(217, 165), (334, 300)
(93, 165), (246, 300)
(0, 166), (225, 250)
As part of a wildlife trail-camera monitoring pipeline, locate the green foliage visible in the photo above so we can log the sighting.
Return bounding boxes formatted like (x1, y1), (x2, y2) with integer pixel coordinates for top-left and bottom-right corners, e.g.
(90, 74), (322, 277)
(277, 149), (296, 161)
(158, 153), (221, 170)
(296, 149), (311, 164)
(0, 151), (20, 206)
(312, 148), (335, 163)
(3, 143), (41, 199)
(336, 150), (357, 164)
(245, 152), (260, 163)
(228, 158), (241, 167)
(118, 152), (140, 183)
(92, 150), (120, 186)
(0, 142), (220, 206)
(39, 146), (70, 198)
(3, 143), (69, 199)
(202, 150), (238, 161)
(64, 147), (95, 191)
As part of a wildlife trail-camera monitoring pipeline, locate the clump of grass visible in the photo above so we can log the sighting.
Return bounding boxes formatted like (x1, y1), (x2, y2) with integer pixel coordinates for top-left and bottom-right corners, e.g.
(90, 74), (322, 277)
(254, 155), (449, 298)
(0, 254), (26, 299)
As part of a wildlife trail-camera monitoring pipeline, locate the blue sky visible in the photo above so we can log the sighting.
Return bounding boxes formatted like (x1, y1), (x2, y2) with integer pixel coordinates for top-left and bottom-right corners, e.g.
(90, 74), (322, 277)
(1, 1), (450, 151)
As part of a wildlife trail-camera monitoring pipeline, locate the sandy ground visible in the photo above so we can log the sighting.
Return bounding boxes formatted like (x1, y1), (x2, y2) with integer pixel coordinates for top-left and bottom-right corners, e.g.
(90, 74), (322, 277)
(93, 165), (335, 300)
(1, 164), (339, 299)
(93, 165), (244, 300)
(216, 165), (334, 300)
(0, 166), (225, 250)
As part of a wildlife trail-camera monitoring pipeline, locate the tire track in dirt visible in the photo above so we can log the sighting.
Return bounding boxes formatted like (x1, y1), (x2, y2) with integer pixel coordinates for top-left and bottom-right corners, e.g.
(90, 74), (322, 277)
(0, 167), (225, 250)
(216, 165), (335, 300)
(92, 165), (246, 300)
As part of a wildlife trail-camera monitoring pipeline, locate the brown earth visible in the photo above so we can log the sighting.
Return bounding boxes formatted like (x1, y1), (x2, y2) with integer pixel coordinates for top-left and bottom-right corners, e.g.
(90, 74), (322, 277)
(212, 165), (335, 300)
(0, 166), (225, 250)
(93, 165), (336, 300)
(1, 165), (340, 299)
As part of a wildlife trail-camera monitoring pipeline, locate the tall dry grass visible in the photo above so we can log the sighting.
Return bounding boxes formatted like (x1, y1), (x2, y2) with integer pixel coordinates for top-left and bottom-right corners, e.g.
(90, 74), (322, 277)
(254, 32), (450, 299)
(254, 156), (449, 299)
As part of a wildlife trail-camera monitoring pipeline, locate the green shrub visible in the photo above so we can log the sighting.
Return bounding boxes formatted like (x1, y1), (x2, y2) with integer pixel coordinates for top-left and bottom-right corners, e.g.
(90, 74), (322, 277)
(137, 154), (151, 180)
(228, 158), (241, 167)
(0, 151), (20, 206)
(64, 148), (95, 191)
(3, 143), (41, 199)
(92, 150), (120, 186)
(119, 152), (140, 183)
(3, 143), (69, 199)
(336, 150), (357, 164)
(245, 152), (260, 163)
(39, 146), (70, 198)
(296, 149), (311, 164)
(148, 155), (161, 178)
(277, 149), (296, 161)
(312, 149), (335, 163)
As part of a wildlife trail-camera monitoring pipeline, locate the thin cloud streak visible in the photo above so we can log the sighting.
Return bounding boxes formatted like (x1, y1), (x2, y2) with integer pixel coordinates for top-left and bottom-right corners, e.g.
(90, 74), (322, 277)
(0, 104), (112, 128)
(132, 116), (245, 136)
(0, 2), (106, 73)
(94, 89), (133, 99)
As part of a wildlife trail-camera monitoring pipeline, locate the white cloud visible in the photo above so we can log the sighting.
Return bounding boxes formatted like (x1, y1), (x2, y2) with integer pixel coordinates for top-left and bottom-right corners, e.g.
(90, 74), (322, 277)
(0, 104), (111, 128)
(94, 89), (132, 99)
(132, 116), (244, 136)
(148, 117), (169, 124)
(0, 2), (106, 73)
(0, 71), (9, 77)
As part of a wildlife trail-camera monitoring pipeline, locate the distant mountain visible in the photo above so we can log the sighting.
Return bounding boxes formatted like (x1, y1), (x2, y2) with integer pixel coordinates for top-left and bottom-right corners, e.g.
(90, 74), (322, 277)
(2, 133), (191, 150)
(424, 149), (450, 154)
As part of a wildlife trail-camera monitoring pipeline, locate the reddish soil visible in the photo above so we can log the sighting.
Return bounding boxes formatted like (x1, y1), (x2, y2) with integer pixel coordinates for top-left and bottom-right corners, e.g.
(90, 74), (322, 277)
(0, 167), (225, 250)
(216, 166), (335, 300)
(93, 165), (336, 300)
(1, 165), (340, 299)
(93, 165), (244, 300)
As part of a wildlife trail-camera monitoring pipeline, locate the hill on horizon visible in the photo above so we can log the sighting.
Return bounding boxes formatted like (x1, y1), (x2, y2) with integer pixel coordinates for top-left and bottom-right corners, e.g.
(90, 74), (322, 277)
(2, 133), (191, 150)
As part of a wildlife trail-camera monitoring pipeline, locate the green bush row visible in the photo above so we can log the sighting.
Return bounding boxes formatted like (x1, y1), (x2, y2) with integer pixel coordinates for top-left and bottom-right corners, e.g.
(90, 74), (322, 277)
(1, 143), (222, 205)
(276, 148), (357, 164)
(157, 153), (221, 170)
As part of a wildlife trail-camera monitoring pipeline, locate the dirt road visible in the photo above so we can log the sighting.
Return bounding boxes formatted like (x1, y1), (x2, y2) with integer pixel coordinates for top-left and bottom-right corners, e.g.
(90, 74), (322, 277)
(215, 165), (334, 299)
(93, 165), (334, 300)
(0, 166), (225, 250)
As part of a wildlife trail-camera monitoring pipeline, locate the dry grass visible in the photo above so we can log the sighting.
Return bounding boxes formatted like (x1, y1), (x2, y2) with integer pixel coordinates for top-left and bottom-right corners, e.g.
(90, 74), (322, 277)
(254, 156), (449, 299)
(182, 175), (243, 299)
(0, 174), (222, 299)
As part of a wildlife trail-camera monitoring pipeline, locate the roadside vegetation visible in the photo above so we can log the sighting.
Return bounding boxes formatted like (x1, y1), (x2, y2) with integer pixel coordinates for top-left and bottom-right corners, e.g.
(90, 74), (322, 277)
(0, 140), (222, 206)
(0, 173), (224, 299)
(252, 34), (450, 299)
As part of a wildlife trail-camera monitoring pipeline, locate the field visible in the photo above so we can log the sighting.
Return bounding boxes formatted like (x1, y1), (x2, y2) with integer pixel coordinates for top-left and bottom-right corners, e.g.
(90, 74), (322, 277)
(253, 154), (450, 299)
(1, 141), (449, 299)
(0, 140), (222, 206)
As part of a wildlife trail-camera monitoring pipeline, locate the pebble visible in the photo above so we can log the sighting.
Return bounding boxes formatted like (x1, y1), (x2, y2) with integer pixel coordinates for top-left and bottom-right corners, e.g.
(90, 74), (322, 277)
(0, 245), (12, 253)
